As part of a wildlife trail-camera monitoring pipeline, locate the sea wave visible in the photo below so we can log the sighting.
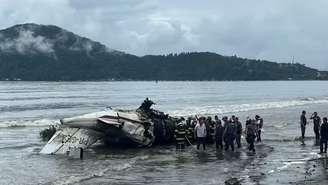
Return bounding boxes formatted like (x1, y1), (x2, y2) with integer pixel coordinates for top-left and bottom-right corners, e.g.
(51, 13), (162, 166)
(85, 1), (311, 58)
(168, 97), (328, 116)
(2, 96), (328, 127)
(0, 102), (86, 113)
(0, 95), (90, 101)
(0, 119), (60, 128)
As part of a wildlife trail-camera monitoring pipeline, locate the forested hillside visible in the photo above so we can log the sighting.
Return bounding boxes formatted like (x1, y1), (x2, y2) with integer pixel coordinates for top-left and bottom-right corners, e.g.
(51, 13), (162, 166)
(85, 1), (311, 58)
(0, 23), (327, 81)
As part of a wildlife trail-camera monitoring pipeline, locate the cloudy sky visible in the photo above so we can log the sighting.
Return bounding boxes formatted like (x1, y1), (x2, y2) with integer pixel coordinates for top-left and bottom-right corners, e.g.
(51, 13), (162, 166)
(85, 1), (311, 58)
(0, 0), (327, 69)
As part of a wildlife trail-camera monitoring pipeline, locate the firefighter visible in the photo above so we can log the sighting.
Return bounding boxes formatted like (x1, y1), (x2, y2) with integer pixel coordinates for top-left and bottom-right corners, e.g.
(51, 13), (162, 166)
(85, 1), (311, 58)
(186, 117), (195, 145)
(174, 123), (187, 150)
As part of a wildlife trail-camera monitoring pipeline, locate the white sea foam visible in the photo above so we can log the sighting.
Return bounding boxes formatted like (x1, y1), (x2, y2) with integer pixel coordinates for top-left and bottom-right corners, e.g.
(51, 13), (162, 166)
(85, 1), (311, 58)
(168, 98), (328, 116)
(268, 151), (323, 174)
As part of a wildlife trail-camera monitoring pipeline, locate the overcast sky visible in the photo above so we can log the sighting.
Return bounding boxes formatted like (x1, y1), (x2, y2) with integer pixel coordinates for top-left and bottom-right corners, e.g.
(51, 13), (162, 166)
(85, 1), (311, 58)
(0, 0), (327, 69)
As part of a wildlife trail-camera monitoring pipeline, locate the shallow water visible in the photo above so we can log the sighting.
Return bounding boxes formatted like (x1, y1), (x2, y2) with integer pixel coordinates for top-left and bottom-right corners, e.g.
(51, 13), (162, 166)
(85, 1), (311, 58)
(0, 81), (328, 184)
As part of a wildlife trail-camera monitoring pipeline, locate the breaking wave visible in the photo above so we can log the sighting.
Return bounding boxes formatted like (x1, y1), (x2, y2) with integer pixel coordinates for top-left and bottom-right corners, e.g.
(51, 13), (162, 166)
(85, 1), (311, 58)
(0, 119), (60, 128)
(168, 97), (328, 116)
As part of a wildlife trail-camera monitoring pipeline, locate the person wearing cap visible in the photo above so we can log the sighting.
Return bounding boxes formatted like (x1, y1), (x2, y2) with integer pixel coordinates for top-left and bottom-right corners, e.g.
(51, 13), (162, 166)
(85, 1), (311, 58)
(194, 117), (207, 150)
(255, 115), (263, 142)
(300, 110), (307, 140)
(310, 112), (321, 144)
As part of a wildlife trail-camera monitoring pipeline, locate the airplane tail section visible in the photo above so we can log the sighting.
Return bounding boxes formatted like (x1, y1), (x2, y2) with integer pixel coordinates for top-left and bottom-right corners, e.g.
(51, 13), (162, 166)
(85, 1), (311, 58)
(40, 127), (104, 155)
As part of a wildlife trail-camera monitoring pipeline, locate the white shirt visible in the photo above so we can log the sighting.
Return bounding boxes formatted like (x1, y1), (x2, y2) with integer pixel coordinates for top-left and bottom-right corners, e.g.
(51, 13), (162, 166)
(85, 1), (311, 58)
(195, 123), (207, 138)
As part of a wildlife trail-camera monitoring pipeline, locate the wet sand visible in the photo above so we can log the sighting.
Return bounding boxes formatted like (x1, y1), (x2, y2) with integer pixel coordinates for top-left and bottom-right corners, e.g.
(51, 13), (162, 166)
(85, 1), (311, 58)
(38, 139), (327, 185)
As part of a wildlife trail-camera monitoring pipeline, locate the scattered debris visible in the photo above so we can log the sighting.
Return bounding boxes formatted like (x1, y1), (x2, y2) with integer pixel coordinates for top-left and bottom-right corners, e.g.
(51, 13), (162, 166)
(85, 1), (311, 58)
(225, 177), (241, 185)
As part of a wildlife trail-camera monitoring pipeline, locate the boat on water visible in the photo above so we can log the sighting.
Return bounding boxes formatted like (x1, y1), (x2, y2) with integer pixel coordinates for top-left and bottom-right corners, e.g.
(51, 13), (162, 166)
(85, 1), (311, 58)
(40, 101), (178, 155)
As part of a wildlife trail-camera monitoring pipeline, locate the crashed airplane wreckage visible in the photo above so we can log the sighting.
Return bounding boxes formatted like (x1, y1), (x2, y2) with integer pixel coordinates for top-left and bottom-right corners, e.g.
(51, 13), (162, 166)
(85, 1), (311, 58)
(40, 101), (178, 155)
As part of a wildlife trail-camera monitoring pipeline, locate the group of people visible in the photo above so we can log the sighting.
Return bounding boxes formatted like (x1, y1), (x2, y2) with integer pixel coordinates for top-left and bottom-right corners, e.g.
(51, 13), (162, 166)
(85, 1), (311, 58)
(174, 115), (263, 153)
(300, 111), (328, 153)
(140, 98), (327, 154)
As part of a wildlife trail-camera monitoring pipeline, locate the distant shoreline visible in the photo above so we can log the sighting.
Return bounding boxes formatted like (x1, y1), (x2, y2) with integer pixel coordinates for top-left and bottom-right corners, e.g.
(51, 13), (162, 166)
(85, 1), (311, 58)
(1, 80), (328, 82)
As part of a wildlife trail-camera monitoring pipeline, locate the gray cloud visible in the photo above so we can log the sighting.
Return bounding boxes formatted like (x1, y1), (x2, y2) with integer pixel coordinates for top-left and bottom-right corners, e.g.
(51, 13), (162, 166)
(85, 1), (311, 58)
(0, 29), (54, 54)
(0, 0), (327, 69)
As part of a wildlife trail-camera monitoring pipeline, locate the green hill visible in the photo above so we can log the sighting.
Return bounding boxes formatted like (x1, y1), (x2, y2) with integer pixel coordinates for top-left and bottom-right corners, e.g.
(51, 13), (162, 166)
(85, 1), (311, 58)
(0, 23), (327, 81)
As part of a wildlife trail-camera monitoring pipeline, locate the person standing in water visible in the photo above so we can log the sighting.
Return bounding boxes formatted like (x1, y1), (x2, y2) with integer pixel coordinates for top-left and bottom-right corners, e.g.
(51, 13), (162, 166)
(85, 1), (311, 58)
(310, 112), (321, 144)
(174, 123), (186, 150)
(246, 119), (257, 152)
(206, 117), (215, 144)
(319, 117), (328, 153)
(300, 110), (307, 140)
(223, 117), (237, 151)
(185, 117), (195, 145)
(255, 115), (263, 142)
(194, 117), (207, 150)
(235, 117), (243, 148)
(214, 115), (224, 149)
(222, 116), (229, 149)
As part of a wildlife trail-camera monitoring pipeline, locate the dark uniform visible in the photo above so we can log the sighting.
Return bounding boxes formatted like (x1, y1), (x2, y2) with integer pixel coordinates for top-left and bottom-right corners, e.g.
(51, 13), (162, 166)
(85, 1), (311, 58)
(209, 119), (216, 144)
(255, 115), (263, 142)
(224, 121), (237, 151)
(139, 98), (155, 111)
(174, 124), (186, 149)
(320, 118), (328, 153)
(215, 119), (224, 149)
(205, 117), (214, 144)
(222, 117), (229, 149)
(300, 111), (307, 140)
(236, 120), (243, 148)
(246, 118), (251, 126)
(310, 113), (321, 142)
(246, 120), (256, 152)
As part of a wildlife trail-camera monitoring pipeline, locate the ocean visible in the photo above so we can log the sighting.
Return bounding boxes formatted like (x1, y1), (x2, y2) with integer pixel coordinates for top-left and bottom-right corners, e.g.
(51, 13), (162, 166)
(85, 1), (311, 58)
(0, 81), (328, 185)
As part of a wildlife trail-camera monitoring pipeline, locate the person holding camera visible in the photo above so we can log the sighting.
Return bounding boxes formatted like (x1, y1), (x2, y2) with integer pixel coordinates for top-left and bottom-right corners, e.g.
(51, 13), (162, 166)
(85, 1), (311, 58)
(310, 112), (321, 144)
